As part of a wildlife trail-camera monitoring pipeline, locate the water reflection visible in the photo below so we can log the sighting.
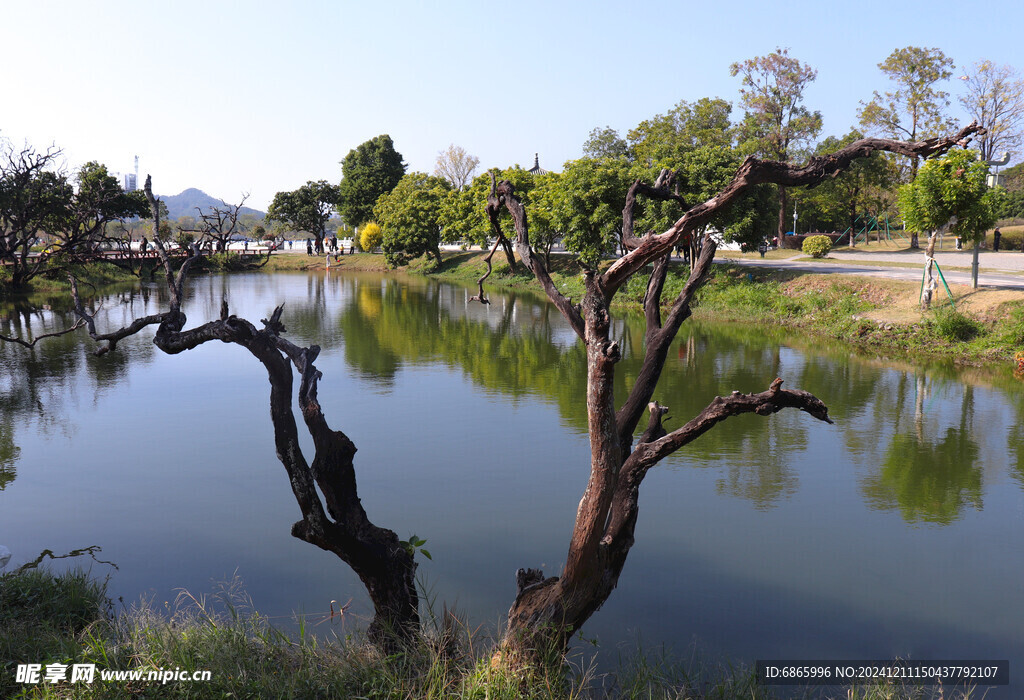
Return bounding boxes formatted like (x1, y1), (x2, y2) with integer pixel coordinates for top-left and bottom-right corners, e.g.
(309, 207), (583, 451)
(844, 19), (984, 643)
(3, 274), (1022, 517)
(854, 377), (985, 525)
(865, 427), (982, 525)
(1, 271), (1023, 695)
(0, 424), (16, 489)
(0, 285), (166, 491)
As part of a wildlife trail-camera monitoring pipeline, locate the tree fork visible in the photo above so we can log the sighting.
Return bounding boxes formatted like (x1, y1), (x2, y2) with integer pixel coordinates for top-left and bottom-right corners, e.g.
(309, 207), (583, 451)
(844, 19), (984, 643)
(483, 126), (983, 665)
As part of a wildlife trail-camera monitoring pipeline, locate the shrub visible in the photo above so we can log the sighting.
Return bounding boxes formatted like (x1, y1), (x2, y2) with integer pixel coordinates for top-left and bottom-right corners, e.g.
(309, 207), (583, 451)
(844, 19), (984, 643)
(359, 222), (382, 252)
(931, 307), (981, 342)
(802, 235), (832, 258)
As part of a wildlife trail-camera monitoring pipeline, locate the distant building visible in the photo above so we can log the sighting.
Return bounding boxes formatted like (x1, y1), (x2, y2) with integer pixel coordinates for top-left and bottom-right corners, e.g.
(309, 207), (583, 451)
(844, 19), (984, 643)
(527, 153), (548, 176)
(124, 173), (137, 192)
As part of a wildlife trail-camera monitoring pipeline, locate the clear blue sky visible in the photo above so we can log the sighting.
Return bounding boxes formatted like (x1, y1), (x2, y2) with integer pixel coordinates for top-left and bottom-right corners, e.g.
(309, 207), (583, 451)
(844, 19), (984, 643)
(2, 0), (1021, 211)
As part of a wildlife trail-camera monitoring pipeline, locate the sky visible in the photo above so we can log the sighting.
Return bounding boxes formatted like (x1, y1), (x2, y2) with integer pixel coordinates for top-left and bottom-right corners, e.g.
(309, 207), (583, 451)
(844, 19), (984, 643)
(2, 0), (1022, 212)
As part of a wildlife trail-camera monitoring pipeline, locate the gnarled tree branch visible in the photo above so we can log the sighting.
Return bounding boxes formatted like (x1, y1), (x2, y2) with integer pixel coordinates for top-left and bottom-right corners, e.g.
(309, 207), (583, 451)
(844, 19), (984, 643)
(59, 176), (421, 650)
(600, 122), (984, 295)
(485, 174), (585, 339)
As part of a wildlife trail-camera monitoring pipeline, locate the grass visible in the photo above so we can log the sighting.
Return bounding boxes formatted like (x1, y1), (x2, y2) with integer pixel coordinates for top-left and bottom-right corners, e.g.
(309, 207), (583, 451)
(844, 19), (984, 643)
(1, 569), (989, 700)
(0, 567), (113, 699)
(400, 251), (1024, 368)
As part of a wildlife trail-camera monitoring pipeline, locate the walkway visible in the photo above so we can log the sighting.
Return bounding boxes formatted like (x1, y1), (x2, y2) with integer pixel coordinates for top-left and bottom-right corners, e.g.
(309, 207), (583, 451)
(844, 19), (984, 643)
(718, 248), (1024, 291)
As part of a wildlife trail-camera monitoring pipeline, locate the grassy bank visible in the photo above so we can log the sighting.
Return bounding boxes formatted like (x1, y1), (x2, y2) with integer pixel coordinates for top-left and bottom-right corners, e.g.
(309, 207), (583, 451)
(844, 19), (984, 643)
(6, 249), (1023, 368)
(392, 251), (1024, 368)
(0, 569), (979, 700)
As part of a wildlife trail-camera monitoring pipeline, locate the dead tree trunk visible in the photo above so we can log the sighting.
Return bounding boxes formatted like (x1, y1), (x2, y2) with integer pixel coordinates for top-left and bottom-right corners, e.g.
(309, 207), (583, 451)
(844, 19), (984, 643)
(482, 123), (984, 664)
(67, 176), (420, 649)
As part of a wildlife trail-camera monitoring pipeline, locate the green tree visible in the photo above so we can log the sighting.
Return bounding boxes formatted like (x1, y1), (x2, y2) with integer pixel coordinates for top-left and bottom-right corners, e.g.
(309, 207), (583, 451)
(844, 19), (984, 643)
(374, 173), (451, 267)
(265, 180), (340, 255)
(624, 98), (771, 252)
(73, 162), (150, 235)
(859, 46), (956, 180)
(582, 126), (630, 160)
(339, 134), (406, 227)
(628, 97), (734, 169)
(731, 48), (822, 242)
(898, 148), (998, 288)
(0, 147), (148, 289)
(546, 157), (633, 267)
(958, 60), (1024, 162)
(526, 171), (563, 265)
(438, 182), (488, 247)
(1002, 160), (1024, 192)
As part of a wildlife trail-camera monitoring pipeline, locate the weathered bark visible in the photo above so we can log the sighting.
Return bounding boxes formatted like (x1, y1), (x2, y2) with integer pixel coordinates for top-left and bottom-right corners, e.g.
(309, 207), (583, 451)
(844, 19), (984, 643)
(484, 123), (983, 665)
(469, 236), (504, 304)
(777, 184), (788, 242)
(66, 176), (421, 649)
(482, 177), (519, 273)
(487, 174), (584, 339)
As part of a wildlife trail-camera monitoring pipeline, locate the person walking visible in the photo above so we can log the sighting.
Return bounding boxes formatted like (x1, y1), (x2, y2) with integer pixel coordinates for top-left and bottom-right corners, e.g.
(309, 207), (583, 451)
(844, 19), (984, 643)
(993, 228), (1002, 252)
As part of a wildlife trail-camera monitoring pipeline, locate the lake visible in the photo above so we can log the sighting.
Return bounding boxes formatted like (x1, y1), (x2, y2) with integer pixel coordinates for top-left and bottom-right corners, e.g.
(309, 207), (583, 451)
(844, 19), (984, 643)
(1, 270), (1022, 695)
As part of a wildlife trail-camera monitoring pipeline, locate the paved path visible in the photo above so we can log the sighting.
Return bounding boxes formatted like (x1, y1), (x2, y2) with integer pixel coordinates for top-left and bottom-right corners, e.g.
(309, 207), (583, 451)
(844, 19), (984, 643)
(718, 249), (1024, 290)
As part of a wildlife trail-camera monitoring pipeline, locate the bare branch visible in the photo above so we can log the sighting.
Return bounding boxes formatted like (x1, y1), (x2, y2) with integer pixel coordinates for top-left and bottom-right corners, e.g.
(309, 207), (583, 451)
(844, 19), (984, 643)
(629, 378), (832, 472)
(0, 318), (86, 348)
(69, 276), (167, 356)
(487, 175), (585, 339)
(614, 236), (717, 448)
(469, 237), (502, 304)
(620, 169), (686, 252)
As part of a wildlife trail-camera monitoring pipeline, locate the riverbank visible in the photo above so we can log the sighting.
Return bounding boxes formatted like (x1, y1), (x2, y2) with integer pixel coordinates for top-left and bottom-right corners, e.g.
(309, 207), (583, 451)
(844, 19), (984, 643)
(0, 567), (973, 700)
(276, 250), (1024, 368)
(6, 249), (1023, 368)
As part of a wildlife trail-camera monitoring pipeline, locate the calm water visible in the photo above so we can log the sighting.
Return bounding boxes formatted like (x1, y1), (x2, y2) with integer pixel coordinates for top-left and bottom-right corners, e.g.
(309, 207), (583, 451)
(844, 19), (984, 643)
(1, 271), (1022, 694)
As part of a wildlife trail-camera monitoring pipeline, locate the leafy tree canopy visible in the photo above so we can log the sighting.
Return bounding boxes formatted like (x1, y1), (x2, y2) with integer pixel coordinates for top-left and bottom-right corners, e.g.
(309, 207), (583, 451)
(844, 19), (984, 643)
(438, 166), (538, 249)
(374, 172), (451, 267)
(898, 148), (998, 242)
(74, 162), (150, 225)
(266, 180), (340, 251)
(582, 126), (630, 160)
(628, 98), (734, 168)
(731, 49), (821, 161)
(1003, 161), (1024, 192)
(546, 157), (634, 268)
(339, 135), (406, 227)
(859, 46), (955, 178)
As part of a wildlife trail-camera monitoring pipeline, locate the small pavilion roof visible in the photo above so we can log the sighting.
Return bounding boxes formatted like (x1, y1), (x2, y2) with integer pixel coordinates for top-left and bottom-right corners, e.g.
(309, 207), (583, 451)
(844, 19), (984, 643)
(527, 153), (549, 175)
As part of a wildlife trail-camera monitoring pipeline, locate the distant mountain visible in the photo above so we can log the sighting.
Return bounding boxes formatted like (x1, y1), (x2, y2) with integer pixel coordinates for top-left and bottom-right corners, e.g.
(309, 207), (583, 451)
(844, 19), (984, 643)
(158, 188), (265, 220)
